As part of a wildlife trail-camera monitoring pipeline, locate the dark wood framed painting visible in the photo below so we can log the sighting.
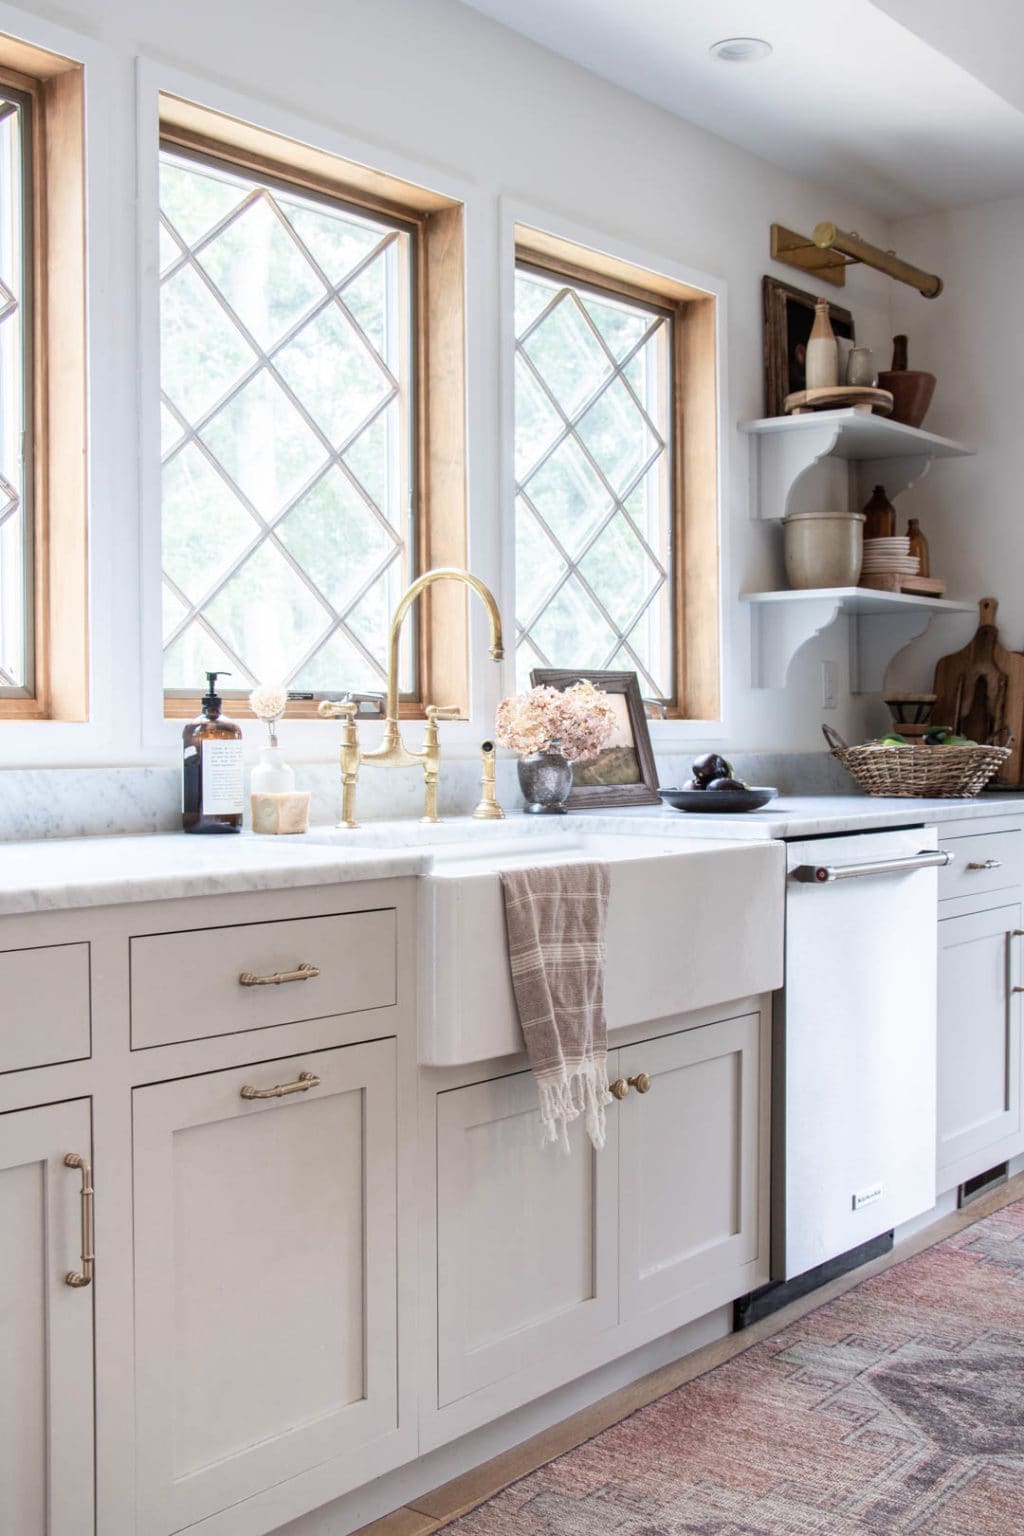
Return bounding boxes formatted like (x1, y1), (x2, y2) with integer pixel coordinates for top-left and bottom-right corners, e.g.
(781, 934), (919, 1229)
(529, 668), (660, 809)
(762, 276), (854, 417)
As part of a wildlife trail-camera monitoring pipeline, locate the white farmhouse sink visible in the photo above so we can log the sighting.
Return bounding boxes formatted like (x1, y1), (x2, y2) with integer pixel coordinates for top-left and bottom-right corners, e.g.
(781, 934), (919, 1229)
(416, 828), (784, 1066)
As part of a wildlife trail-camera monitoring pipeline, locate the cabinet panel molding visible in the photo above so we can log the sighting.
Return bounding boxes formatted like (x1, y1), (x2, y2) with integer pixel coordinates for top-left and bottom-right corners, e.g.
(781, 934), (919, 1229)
(436, 1067), (618, 1406)
(937, 902), (1024, 1188)
(618, 1014), (763, 1320)
(133, 1039), (398, 1534)
(0, 1097), (94, 1536)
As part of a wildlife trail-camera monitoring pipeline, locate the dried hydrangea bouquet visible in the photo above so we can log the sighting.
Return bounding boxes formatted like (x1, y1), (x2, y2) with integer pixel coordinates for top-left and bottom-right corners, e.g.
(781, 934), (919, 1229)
(495, 680), (616, 813)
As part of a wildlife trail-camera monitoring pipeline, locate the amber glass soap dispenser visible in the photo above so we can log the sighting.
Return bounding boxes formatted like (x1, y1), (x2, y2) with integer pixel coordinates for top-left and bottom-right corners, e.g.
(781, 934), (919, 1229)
(182, 672), (244, 833)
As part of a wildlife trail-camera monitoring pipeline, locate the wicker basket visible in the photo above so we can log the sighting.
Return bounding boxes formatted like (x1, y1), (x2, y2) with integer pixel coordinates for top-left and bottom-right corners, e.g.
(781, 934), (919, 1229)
(822, 724), (1012, 799)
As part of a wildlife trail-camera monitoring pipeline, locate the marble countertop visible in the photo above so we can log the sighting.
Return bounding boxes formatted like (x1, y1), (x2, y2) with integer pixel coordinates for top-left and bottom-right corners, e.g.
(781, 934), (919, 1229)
(570, 792), (1024, 842)
(4, 791), (1024, 915)
(0, 831), (430, 915)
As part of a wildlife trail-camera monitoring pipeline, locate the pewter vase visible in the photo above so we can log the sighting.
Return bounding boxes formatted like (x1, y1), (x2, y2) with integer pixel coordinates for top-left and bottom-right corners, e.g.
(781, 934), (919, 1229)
(517, 738), (572, 814)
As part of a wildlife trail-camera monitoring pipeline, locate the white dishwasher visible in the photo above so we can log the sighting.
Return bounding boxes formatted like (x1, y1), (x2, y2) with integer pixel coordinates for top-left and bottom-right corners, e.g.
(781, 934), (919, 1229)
(774, 825), (951, 1281)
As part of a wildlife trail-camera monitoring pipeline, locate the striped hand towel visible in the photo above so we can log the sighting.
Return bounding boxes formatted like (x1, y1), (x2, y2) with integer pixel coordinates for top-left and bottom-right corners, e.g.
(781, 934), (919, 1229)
(499, 861), (613, 1151)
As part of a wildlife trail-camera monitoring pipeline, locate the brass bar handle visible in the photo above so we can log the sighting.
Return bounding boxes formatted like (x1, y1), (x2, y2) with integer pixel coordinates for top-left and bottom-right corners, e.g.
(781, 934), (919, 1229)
(628, 1073), (652, 1094)
(967, 859), (1002, 871)
(610, 1078), (630, 1100)
(63, 1153), (94, 1289)
(239, 963), (320, 987)
(240, 1070), (321, 1101)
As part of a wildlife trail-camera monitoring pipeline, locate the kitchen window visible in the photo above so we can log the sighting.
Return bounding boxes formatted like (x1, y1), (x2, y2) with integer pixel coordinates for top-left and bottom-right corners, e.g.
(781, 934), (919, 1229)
(514, 229), (720, 720)
(158, 98), (468, 719)
(0, 44), (87, 722)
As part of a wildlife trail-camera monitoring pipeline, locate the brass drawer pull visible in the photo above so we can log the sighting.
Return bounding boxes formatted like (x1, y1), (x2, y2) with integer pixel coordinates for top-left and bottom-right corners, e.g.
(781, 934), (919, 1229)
(240, 1070), (320, 1101)
(239, 963), (320, 988)
(64, 1153), (94, 1289)
(628, 1072), (652, 1094)
(967, 859), (1003, 870)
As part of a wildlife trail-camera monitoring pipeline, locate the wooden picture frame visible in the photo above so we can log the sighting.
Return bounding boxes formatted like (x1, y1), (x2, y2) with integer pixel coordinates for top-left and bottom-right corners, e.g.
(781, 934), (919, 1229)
(762, 276), (854, 418)
(529, 669), (661, 809)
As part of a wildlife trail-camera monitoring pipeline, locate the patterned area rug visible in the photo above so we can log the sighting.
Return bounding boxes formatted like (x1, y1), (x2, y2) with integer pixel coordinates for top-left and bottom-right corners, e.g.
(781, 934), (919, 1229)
(444, 1199), (1024, 1535)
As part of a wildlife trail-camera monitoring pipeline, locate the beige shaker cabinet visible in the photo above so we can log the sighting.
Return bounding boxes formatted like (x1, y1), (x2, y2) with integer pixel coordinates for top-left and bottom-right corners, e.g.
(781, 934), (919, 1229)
(0, 1097), (95, 1536)
(429, 1005), (771, 1444)
(936, 901), (1024, 1192)
(434, 1064), (619, 1411)
(132, 1039), (399, 1536)
(617, 1012), (767, 1326)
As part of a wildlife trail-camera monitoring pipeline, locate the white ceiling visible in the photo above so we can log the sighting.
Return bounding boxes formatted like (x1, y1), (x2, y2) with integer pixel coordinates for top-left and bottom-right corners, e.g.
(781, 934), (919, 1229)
(455, 0), (1024, 217)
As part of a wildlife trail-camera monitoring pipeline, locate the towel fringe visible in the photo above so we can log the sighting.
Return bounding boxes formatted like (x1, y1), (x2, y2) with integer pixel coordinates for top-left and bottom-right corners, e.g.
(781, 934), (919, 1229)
(537, 1055), (612, 1153)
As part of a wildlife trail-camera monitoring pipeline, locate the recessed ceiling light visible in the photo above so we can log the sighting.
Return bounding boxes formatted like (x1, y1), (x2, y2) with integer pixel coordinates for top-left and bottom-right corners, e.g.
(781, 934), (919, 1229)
(709, 37), (773, 63)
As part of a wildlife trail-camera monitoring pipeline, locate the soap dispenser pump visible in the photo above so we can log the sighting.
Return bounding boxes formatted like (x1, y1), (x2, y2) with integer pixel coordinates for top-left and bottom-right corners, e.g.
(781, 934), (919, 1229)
(182, 672), (244, 834)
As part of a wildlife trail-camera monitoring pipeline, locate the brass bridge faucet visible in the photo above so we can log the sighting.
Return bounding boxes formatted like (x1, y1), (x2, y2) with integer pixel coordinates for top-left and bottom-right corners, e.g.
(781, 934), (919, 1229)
(319, 568), (504, 826)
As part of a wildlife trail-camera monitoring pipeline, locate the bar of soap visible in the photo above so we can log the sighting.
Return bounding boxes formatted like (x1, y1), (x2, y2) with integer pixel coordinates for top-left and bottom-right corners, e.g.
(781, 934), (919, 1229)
(250, 791), (311, 835)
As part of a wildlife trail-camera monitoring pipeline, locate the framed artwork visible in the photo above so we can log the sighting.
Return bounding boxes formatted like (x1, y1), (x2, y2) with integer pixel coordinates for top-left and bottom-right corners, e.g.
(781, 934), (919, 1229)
(762, 276), (854, 417)
(529, 668), (660, 809)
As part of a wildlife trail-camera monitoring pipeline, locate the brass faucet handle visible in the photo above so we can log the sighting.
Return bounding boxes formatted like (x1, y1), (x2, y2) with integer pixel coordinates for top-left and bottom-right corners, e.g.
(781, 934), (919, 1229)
(425, 704), (460, 721)
(317, 698), (358, 720)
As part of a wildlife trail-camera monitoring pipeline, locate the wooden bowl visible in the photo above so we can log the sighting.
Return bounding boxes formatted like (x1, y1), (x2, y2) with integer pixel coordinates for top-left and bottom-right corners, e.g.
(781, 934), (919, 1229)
(877, 370), (936, 429)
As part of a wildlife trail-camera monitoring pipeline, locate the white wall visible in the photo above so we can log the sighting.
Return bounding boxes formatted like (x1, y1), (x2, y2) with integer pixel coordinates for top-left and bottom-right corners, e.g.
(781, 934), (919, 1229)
(887, 194), (1024, 691)
(0, 0), (899, 772)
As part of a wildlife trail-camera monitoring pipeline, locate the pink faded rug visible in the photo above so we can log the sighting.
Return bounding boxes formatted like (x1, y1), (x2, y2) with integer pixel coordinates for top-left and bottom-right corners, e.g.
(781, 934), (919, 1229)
(445, 1199), (1024, 1535)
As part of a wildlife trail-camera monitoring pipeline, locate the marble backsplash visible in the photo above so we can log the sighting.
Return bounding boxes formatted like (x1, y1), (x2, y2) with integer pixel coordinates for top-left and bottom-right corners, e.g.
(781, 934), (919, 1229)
(0, 751), (854, 842)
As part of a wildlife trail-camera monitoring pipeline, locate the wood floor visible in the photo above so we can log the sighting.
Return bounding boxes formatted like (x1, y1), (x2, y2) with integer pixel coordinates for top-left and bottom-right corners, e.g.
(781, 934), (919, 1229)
(353, 1173), (1024, 1536)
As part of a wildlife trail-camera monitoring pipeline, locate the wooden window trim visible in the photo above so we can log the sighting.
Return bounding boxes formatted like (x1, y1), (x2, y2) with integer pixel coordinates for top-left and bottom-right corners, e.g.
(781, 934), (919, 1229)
(158, 95), (467, 723)
(515, 227), (720, 721)
(0, 43), (87, 722)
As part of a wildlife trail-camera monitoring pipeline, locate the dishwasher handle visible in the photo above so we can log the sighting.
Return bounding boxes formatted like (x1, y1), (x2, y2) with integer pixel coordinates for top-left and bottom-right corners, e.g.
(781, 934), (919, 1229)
(791, 849), (953, 884)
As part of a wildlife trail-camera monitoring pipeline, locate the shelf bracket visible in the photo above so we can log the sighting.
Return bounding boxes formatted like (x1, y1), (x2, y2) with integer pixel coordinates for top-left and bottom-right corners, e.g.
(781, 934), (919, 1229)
(848, 610), (972, 694)
(748, 597), (844, 689)
(855, 453), (933, 504)
(748, 422), (842, 520)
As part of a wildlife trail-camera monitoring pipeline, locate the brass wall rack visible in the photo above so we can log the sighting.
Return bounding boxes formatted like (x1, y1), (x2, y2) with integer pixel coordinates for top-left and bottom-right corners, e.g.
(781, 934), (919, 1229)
(771, 222), (943, 298)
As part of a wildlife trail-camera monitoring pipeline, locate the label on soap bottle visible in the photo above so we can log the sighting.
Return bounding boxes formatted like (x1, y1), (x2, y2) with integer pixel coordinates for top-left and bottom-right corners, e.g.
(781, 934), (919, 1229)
(202, 740), (244, 816)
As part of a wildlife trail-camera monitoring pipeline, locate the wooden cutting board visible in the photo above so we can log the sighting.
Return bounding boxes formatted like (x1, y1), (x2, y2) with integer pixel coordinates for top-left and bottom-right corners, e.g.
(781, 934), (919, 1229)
(931, 598), (1010, 746)
(999, 645), (1024, 784)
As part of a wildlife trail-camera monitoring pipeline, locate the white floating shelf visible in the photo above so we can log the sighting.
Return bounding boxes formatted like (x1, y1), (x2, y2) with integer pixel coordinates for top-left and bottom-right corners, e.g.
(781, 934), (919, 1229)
(741, 587), (977, 692)
(740, 409), (974, 520)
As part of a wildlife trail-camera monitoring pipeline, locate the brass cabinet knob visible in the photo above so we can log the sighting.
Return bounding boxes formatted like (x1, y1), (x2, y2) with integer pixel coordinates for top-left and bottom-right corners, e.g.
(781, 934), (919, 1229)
(629, 1072), (652, 1094)
(610, 1078), (630, 1100)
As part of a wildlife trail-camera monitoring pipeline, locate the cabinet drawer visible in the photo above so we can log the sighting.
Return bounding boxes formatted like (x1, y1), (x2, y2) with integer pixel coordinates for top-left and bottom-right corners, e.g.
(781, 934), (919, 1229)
(0, 942), (90, 1073)
(939, 828), (1024, 901)
(130, 909), (396, 1048)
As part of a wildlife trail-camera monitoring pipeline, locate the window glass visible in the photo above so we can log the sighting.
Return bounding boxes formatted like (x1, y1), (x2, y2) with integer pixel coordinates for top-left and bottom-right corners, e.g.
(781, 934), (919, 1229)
(159, 147), (416, 696)
(513, 264), (673, 698)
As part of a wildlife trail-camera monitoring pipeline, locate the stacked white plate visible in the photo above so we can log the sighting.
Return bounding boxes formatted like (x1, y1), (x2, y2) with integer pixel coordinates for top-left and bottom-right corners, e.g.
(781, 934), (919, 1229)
(861, 536), (920, 576)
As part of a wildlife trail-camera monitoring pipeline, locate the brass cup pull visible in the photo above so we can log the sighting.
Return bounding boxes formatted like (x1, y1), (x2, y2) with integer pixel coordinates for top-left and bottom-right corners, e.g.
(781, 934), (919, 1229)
(967, 859), (1002, 870)
(239, 963), (320, 988)
(64, 1153), (94, 1289)
(610, 1078), (630, 1100)
(240, 1071), (321, 1101)
(628, 1072), (652, 1094)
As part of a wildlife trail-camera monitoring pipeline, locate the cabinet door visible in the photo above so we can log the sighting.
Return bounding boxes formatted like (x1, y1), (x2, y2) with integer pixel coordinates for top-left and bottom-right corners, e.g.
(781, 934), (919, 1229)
(436, 1068), (617, 1407)
(937, 903), (1024, 1187)
(619, 1014), (763, 1322)
(133, 1041), (397, 1535)
(0, 1099), (94, 1536)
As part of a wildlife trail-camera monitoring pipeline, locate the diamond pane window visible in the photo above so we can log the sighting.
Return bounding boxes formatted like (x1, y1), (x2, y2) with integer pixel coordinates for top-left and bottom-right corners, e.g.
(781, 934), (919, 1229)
(159, 146), (416, 698)
(0, 90), (32, 694)
(514, 264), (673, 699)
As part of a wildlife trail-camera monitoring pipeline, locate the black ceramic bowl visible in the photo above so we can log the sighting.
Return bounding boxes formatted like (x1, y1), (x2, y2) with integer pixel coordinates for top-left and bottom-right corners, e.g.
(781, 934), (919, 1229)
(658, 785), (778, 814)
